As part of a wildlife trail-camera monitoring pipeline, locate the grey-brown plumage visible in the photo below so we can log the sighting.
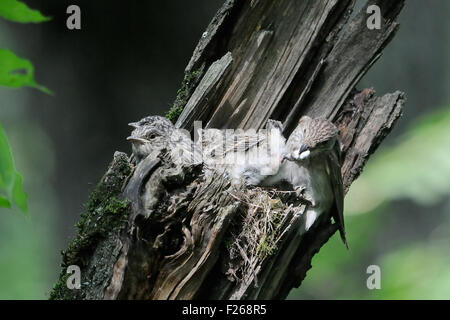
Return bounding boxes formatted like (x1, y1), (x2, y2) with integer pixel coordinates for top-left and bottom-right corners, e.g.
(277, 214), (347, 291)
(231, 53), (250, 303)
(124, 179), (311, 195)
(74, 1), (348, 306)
(126, 115), (346, 246)
(263, 116), (347, 247)
(127, 116), (175, 163)
(285, 116), (339, 160)
(127, 116), (200, 165)
(200, 119), (286, 186)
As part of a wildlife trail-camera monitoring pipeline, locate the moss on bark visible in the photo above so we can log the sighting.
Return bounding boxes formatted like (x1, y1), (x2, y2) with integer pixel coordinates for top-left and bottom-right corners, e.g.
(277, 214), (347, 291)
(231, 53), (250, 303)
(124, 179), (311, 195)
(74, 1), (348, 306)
(165, 69), (201, 123)
(50, 152), (132, 300)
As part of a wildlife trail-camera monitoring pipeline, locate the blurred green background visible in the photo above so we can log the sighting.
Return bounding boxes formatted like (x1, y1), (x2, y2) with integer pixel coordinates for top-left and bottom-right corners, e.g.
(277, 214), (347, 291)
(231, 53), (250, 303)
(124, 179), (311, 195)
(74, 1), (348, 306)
(0, 0), (449, 299)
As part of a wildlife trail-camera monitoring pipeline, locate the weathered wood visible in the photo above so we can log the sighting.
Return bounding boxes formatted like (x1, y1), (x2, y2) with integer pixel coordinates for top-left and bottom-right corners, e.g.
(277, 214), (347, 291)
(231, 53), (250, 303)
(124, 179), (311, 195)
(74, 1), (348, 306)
(176, 52), (233, 130)
(338, 89), (404, 192)
(184, 0), (241, 74)
(50, 0), (406, 300)
(301, 1), (403, 120)
(186, 0), (356, 131)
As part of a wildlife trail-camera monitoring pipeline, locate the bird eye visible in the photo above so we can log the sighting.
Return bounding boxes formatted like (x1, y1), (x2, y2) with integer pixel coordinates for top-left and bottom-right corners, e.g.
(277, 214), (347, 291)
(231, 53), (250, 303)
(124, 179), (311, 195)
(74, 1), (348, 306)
(149, 134), (156, 139)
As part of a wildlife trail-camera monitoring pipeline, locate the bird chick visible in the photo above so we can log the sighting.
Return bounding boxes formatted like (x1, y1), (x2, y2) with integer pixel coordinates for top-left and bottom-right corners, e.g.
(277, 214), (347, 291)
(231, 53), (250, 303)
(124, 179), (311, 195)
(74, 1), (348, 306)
(199, 119), (287, 186)
(127, 116), (175, 164)
(127, 115), (200, 165)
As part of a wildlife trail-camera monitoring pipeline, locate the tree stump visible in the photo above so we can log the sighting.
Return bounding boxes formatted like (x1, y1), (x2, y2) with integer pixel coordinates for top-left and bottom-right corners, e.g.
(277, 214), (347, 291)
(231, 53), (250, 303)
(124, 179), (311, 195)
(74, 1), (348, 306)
(50, 0), (405, 300)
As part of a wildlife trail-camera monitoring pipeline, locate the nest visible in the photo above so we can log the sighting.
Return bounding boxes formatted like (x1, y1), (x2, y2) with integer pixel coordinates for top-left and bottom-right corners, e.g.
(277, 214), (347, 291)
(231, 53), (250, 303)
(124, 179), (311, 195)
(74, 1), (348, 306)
(225, 186), (300, 284)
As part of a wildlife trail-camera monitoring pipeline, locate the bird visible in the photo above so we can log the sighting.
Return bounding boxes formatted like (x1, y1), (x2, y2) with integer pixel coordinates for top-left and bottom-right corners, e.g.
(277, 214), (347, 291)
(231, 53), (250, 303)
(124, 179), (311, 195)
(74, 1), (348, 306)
(261, 115), (347, 247)
(127, 115), (200, 165)
(126, 115), (346, 246)
(199, 119), (287, 186)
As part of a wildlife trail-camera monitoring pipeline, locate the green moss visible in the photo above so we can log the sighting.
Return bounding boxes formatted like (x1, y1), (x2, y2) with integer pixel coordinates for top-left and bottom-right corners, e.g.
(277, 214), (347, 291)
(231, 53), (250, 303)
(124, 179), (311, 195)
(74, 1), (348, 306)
(105, 197), (129, 214)
(49, 272), (71, 300)
(165, 69), (201, 123)
(49, 153), (132, 300)
(63, 196), (130, 265)
(257, 236), (277, 257)
(255, 200), (285, 259)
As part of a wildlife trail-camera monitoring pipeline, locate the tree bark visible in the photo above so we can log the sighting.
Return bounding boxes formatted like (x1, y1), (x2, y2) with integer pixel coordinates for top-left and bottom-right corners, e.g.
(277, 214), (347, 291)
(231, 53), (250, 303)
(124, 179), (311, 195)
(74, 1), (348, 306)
(50, 0), (405, 300)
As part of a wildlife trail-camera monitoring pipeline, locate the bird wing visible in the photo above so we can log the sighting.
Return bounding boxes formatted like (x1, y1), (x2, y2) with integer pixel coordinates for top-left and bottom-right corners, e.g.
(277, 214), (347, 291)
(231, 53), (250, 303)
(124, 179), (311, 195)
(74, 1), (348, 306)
(199, 120), (283, 160)
(328, 140), (347, 248)
(224, 132), (266, 154)
(200, 129), (267, 159)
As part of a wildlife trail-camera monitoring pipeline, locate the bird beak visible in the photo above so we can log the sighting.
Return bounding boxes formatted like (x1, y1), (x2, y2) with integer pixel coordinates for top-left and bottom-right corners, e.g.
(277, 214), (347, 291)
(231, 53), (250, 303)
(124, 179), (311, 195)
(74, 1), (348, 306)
(128, 122), (139, 128)
(126, 136), (149, 144)
(298, 144), (310, 160)
(299, 149), (310, 159)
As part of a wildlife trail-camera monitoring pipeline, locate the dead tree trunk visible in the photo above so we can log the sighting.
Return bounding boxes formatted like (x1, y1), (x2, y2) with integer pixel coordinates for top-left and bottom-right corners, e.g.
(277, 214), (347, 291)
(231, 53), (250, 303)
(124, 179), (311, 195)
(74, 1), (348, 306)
(50, 0), (405, 300)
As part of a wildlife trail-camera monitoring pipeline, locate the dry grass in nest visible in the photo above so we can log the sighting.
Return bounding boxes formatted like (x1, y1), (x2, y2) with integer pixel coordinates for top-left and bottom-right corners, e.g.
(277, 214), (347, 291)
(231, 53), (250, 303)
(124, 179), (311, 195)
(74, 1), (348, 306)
(225, 187), (296, 283)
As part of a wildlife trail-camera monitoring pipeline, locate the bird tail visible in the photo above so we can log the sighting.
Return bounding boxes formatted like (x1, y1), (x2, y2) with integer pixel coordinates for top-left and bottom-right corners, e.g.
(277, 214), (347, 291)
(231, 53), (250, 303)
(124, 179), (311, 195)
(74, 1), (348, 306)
(338, 226), (349, 250)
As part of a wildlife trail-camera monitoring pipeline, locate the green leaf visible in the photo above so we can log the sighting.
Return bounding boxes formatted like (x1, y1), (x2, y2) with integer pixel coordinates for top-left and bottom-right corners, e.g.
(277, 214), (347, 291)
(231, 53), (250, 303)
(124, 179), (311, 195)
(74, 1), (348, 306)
(0, 125), (15, 190)
(0, 196), (11, 208)
(0, 0), (50, 23)
(0, 125), (27, 213)
(12, 172), (27, 212)
(0, 48), (51, 94)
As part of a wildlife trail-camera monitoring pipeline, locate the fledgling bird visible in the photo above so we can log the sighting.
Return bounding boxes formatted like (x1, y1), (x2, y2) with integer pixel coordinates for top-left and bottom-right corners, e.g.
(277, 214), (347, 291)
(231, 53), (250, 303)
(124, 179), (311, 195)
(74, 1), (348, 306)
(200, 119), (286, 186)
(262, 116), (347, 246)
(127, 116), (175, 163)
(127, 115), (200, 165)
